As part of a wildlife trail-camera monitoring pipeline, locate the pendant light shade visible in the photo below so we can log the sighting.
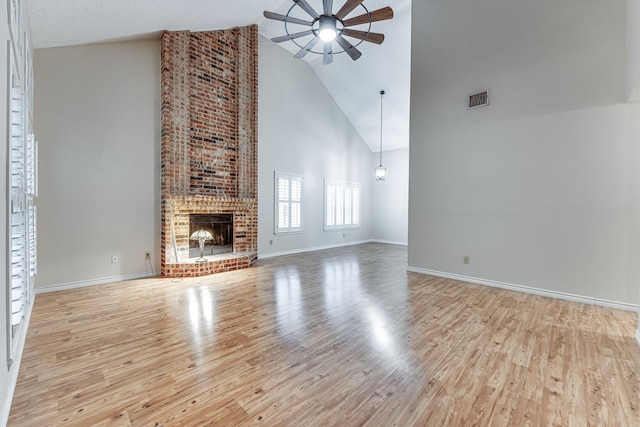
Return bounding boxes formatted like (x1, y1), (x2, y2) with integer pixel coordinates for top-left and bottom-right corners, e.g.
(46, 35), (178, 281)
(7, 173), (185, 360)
(375, 90), (387, 181)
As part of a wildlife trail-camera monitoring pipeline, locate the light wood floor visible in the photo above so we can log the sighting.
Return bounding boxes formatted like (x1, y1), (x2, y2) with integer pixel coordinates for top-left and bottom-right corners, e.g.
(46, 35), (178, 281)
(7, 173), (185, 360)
(9, 243), (640, 426)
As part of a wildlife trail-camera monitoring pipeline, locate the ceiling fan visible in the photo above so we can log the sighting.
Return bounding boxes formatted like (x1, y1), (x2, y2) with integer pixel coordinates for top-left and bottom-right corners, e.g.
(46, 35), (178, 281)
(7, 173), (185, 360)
(264, 0), (394, 65)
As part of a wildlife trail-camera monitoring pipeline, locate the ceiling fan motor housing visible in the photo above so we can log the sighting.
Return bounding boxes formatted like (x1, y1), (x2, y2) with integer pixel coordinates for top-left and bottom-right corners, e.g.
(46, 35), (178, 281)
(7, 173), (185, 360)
(317, 16), (339, 41)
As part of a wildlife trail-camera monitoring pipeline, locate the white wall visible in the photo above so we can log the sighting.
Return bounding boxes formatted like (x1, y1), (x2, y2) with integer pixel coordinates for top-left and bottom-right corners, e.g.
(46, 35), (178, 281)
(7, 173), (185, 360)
(409, 0), (639, 305)
(371, 148), (408, 245)
(628, 0), (640, 101)
(34, 39), (161, 291)
(632, 103), (640, 337)
(258, 36), (373, 257)
(626, 0), (640, 342)
(34, 34), (382, 281)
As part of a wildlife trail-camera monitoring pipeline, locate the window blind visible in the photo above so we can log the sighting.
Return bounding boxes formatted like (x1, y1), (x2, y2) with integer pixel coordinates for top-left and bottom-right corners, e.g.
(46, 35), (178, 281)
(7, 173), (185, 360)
(9, 78), (26, 328)
(275, 172), (303, 234)
(324, 179), (361, 230)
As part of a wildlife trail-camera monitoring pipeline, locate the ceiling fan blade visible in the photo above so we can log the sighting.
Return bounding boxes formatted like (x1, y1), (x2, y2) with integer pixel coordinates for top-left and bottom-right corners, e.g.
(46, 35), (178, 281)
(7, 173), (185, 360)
(342, 29), (384, 44)
(294, 0), (320, 19)
(336, 35), (362, 60)
(323, 42), (333, 65)
(335, 0), (365, 20)
(263, 11), (313, 26)
(342, 7), (394, 27)
(294, 37), (320, 59)
(271, 30), (314, 43)
(323, 0), (333, 15)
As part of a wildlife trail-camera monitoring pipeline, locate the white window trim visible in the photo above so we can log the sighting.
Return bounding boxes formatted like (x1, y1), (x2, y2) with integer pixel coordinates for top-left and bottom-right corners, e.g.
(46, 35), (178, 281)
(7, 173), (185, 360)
(274, 171), (303, 235)
(324, 179), (361, 231)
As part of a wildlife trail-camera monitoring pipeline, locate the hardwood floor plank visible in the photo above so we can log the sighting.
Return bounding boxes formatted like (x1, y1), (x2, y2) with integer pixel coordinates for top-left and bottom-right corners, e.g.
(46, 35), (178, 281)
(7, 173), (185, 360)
(8, 243), (640, 425)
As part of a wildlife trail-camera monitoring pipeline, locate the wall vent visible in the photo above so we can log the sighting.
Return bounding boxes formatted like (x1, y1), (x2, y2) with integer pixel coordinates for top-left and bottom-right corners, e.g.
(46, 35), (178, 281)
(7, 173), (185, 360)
(468, 90), (489, 109)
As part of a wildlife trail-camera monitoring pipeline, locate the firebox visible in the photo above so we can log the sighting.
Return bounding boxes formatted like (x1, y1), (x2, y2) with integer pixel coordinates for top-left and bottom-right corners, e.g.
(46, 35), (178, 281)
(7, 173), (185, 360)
(189, 214), (233, 258)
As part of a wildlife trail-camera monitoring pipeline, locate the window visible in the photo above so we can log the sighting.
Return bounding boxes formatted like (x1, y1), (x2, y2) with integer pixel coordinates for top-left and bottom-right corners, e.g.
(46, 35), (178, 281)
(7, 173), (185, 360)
(6, 39), (37, 366)
(275, 172), (303, 234)
(324, 179), (361, 230)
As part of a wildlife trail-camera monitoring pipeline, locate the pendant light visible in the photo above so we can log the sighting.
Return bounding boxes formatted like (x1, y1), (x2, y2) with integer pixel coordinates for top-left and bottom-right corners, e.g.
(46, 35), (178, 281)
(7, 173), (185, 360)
(374, 90), (387, 181)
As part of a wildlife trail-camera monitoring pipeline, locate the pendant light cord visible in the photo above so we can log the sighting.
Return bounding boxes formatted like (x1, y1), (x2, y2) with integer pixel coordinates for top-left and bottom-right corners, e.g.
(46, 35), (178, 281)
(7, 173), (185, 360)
(379, 90), (384, 164)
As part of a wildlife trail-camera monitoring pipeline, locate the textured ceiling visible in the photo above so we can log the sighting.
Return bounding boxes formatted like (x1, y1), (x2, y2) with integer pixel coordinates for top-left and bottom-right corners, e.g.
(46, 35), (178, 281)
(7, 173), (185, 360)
(26, 0), (411, 152)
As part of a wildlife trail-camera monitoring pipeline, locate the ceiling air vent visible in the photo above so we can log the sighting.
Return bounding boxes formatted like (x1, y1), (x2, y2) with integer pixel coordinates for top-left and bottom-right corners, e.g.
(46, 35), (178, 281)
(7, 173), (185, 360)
(468, 90), (489, 109)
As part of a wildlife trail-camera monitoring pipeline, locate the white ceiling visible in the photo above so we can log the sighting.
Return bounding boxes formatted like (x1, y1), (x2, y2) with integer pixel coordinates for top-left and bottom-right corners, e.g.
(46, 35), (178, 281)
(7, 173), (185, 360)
(26, 0), (411, 152)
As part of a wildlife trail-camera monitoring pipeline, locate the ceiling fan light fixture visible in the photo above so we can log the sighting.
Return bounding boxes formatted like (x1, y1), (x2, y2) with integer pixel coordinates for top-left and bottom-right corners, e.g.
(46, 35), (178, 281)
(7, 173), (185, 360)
(264, 0), (393, 64)
(318, 16), (338, 41)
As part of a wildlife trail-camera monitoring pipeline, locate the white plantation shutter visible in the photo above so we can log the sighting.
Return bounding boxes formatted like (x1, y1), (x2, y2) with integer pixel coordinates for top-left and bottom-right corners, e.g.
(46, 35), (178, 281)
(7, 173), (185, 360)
(275, 172), (303, 234)
(26, 135), (37, 295)
(335, 186), (344, 226)
(290, 177), (301, 229)
(325, 183), (335, 227)
(7, 40), (37, 364)
(26, 134), (36, 196)
(10, 210), (26, 326)
(352, 187), (361, 226)
(9, 75), (26, 328)
(27, 199), (37, 282)
(10, 83), (24, 190)
(277, 176), (290, 229)
(324, 179), (361, 230)
(344, 187), (352, 226)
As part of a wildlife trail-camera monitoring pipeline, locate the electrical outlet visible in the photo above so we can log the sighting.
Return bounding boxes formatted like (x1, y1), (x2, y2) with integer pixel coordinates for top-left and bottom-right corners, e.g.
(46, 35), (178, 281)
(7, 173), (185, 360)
(111, 255), (119, 264)
(463, 256), (470, 264)
(269, 240), (273, 246)
(342, 233), (346, 238)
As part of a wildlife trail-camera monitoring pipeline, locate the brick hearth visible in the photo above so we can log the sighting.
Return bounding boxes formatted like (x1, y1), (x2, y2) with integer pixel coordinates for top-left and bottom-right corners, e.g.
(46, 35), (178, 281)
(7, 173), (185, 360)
(160, 26), (258, 277)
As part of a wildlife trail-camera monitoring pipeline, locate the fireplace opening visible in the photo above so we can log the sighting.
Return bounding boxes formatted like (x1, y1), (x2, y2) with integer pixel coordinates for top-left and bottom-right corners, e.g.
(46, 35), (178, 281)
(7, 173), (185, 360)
(189, 214), (233, 258)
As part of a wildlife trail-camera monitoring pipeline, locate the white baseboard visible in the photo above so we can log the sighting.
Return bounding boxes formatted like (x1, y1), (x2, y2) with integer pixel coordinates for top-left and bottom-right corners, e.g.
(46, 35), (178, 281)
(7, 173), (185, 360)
(258, 239), (374, 260)
(407, 266), (638, 312)
(370, 239), (408, 246)
(36, 272), (155, 294)
(1, 293), (35, 426)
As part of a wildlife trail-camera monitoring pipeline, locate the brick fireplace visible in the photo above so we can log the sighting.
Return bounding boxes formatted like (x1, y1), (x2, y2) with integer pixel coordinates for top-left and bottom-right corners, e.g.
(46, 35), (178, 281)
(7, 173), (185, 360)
(160, 26), (258, 277)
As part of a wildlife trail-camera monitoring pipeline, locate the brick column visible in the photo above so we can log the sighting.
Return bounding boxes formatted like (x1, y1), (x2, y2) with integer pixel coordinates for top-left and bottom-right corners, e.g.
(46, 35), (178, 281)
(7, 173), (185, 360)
(161, 30), (191, 197)
(159, 26), (258, 276)
(237, 25), (258, 200)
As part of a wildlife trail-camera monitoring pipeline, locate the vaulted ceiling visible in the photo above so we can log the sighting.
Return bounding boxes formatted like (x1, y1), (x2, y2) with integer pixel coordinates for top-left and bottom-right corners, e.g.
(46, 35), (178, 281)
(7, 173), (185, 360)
(26, 0), (411, 152)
